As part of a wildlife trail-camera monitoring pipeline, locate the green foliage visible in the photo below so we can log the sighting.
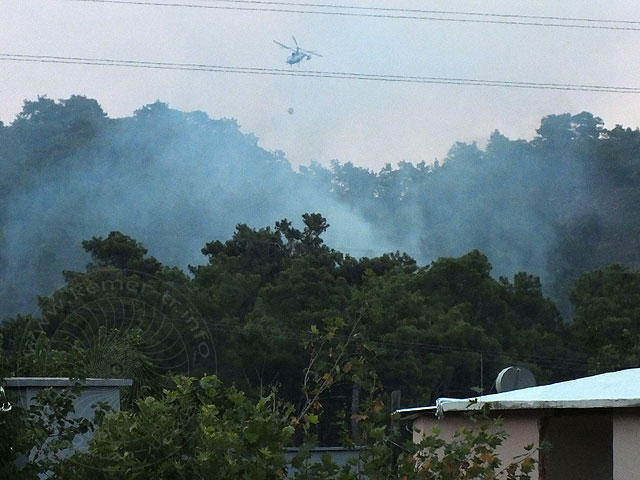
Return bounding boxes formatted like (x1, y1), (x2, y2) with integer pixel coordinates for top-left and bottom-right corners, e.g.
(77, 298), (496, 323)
(8, 96), (640, 478)
(0, 377), (537, 480)
(0, 383), (101, 480)
(1, 214), (584, 432)
(348, 251), (569, 404)
(1, 315), (536, 480)
(198, 224), (288, 282)
(1, 317), (153, 384)
(82, 231), (162, 274)
(33, 231), (215, 381)
(570, 264), (640, 372)
(1, 211), (633, 478)
(11, 95), (108, 162)
(55, 376), (295, 480)
(396, 422), (536, 480)
(312, 318), (538, 480)
(7, 99), (640, 324)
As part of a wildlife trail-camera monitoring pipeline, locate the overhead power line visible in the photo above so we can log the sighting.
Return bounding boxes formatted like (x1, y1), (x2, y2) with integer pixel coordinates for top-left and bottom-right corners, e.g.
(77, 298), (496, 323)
(61, 0), (640, 31)
(208, 0), (640, 25)
(203, 319), (592, 371)
(2, 53), (640, 94)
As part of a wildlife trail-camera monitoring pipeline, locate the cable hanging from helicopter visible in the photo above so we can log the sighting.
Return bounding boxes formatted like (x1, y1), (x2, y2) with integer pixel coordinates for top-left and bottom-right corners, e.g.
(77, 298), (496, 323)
(273, 36), (322, 65)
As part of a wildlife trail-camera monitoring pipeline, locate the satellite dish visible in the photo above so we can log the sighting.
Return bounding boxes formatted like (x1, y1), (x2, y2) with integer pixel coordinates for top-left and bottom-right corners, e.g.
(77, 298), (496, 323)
(495, 366), (536, 393)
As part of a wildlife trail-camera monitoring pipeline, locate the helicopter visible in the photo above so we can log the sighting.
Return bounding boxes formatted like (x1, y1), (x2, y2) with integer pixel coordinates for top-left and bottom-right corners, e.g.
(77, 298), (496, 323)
(273, 36), (322, 66)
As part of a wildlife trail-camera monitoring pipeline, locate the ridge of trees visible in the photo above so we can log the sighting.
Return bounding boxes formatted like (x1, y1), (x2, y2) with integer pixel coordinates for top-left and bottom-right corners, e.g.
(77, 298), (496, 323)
(0, 212), (639, 480)
(4, 97), (640, 318)
(5, 215), (640, 444)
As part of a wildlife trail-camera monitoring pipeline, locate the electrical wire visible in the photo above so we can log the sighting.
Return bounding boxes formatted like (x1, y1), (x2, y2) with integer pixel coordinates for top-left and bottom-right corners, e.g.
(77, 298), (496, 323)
(61, 306), (592, 369)
(2, 53), (639, 94)
(60, 0), (640, 31)
(196, 316), (592, 370)
(205, 0), (640, 25)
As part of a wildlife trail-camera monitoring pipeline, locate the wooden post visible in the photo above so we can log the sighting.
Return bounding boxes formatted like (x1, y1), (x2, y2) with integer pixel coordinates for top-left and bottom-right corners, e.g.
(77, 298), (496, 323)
(390, 390), (401, 414)
(480, 354), (484, 394)
(390, 390), (401, 473)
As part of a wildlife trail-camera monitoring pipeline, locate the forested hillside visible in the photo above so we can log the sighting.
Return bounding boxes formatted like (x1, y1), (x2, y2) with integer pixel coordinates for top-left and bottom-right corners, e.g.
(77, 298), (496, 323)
(4, 217), (640, 447)
(0, 223), (575, 422)
(5, 94), (640, 444)
(0, 96), (393, 317)
(321, 113), (640, 315)
(3, 96), (640, 318)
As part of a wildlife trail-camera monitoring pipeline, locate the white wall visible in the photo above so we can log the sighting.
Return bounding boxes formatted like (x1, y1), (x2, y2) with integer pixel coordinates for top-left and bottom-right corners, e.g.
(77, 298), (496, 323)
(4, 377), (131, 477)
(413, 412), (541, 480)
(613, 411), (640, 480)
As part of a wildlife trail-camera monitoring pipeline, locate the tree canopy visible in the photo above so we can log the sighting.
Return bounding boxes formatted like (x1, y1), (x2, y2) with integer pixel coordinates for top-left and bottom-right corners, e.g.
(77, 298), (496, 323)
(4, 98), (640, 319)
(3, 96), (640, 476)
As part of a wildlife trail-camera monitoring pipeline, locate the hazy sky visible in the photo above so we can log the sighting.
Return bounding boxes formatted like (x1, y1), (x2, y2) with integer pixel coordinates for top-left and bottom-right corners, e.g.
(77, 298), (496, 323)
(2, 0), (640, 169)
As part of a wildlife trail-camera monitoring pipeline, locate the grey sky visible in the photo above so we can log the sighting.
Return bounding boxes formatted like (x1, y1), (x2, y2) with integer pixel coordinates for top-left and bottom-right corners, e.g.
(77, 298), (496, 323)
(2, 0), (640, 169)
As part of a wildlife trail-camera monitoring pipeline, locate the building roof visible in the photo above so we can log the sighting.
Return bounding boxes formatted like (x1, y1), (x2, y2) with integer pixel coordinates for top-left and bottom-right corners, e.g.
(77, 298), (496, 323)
(3, 377), (133, 388)
(397, 368), (640, 419)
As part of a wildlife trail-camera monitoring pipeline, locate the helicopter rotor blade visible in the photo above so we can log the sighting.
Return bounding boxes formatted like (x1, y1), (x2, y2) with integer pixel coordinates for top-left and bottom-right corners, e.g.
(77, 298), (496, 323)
(300, 49), (322, 57)
(273, 40), (295, 52)
(291, 35), (299, 50)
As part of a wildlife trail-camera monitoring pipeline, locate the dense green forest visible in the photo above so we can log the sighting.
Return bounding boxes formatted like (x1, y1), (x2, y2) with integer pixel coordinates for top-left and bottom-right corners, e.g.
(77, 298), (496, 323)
(3, 95), (640, 404)
(3, 215), (640, 410)
(2, 96), (640, 477)
(4, 96), (640, 318)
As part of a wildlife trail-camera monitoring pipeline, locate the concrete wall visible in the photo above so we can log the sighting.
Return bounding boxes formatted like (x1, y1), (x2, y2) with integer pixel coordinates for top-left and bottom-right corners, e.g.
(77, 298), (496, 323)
(4, 377), (131, 452)
(285, 447), (361, 470)
(613, 411), (640, 480)
(413, 412), (542, 480)
(414, 408), (640, 480)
